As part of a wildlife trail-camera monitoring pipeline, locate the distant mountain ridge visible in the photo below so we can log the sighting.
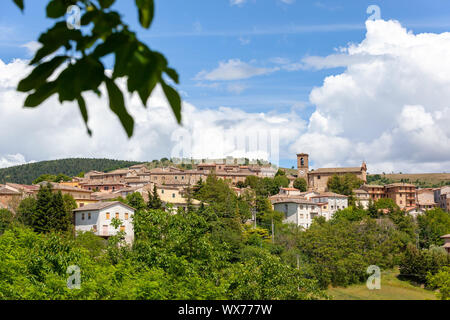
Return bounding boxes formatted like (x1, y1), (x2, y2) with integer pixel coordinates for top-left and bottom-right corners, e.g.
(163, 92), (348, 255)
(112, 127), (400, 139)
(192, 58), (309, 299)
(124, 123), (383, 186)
(0, 158), (145, 184)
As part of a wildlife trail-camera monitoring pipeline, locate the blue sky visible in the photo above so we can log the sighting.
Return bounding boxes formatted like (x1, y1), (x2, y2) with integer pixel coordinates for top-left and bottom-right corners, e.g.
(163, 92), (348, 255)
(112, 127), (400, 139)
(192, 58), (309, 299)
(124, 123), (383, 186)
(1, 1), (450, 171)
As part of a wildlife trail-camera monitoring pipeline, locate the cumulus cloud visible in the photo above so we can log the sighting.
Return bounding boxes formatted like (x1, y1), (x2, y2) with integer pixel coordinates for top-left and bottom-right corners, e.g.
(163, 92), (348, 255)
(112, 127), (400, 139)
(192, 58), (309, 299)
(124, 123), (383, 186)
(292, 19), (450, 173)
(0, 58), (304, 168)
(0, 154), (33, 169)
(195, 59), (277, 81)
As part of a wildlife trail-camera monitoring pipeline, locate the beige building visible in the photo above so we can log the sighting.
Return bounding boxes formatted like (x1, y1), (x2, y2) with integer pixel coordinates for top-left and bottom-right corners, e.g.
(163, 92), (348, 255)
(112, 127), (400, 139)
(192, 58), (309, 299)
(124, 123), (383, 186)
(296, 153), (367, 192)
(441, 234), (450, 254)
(416, 188), (438, 210)
(361, 184), (386, 201)
(385, 183), (416, 209)
(353, 189), (370, 209)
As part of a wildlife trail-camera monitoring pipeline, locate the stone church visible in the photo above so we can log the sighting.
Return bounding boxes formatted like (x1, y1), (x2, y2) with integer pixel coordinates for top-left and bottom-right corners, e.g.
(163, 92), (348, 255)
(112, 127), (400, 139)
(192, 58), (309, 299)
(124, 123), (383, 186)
(297, 153), (367, 192)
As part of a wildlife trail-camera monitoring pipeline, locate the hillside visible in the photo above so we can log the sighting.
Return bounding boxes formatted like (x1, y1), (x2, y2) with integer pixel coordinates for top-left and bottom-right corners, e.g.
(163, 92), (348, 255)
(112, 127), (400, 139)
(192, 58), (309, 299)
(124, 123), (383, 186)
(368, 173), (450, 188)
(328, 269), (437, 300)
(0, 158), (144, 184)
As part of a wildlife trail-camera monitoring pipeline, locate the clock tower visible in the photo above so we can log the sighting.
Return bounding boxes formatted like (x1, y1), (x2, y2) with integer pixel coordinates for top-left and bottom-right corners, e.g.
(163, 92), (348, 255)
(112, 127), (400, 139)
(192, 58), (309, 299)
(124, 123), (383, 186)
(297, 153), (309, 184)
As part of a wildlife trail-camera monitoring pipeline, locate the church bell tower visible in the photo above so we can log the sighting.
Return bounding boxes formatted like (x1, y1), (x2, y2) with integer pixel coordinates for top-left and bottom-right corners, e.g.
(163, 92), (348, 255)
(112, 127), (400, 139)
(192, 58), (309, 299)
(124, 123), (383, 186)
(297, 153), (309, 183)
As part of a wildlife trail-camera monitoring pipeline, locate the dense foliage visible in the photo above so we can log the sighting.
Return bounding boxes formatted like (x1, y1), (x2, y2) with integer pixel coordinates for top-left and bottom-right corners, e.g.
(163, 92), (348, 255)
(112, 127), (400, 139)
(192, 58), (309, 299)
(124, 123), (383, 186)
(1, 174), (449, 300)
(0, 158), (143, 184)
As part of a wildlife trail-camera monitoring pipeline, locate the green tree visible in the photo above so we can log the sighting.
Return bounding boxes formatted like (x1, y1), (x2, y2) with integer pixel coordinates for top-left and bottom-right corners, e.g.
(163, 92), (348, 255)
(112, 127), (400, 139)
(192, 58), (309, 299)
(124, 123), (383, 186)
(15, 196), (37, 226)
(275, 169), (286, 177)
(427, 266), (450, 300)
(147, 185), (162, 209)
(126, 192), (146, 211)
(293, 178), (307, 192)
(417, 208), (450, 248)
(0, 209), (14, 234)
(13, 0), (181, 137)
(327, 173), (363, 196)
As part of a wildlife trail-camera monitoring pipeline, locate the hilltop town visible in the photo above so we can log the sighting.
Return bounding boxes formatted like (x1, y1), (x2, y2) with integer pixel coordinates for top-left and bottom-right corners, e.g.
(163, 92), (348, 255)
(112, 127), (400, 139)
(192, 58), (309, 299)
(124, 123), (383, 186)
(1, 153), (449, 241)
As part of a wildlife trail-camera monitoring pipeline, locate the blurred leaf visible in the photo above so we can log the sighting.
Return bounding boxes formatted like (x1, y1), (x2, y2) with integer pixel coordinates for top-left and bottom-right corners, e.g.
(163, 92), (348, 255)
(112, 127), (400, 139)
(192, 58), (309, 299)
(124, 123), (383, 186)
(135, 0), (154, 29)
(31, 22), (82, 64)
(18, 55), (67, 92)
(99, 0), (115, 9)
(76, 95), (92, 136)
(105, 78), (134, 137)
(165, 67), (179, 84)
(13, 0), (24, 11)
(161, 79), (181, 124)
(24, 81), (58, 107)
(46, 0), (67, 18)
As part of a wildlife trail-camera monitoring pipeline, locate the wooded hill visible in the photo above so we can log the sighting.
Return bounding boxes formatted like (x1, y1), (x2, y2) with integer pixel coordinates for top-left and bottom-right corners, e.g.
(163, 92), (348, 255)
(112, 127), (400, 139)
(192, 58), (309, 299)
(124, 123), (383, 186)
(0, 158), (144, 184)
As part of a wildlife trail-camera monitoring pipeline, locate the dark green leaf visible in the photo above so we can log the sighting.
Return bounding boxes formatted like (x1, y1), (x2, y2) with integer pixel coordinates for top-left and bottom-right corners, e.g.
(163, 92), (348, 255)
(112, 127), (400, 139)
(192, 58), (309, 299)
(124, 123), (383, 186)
(99, 0), (115, 9)
(24, 82), (58, 107)
(105, 78), (134, 137)
(31, 22), (82, 64)
(81, 10), (99, 26)
(92, 33), (128, 59)
(57, 57), (105, 102)
(76, 95), (92, 136)
(161, 79), (182, 124)
(46, 0), (67, 18)
(18, 56), (67, 92)
(165, 67), (179, 84)
(13, 0), (24, 11)
(135, 0), (154, 29)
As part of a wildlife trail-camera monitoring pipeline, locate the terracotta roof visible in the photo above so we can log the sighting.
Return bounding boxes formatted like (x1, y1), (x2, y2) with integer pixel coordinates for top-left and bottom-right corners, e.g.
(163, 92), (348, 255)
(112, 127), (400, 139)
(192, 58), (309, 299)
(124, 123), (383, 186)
(309, 167), (364, 174)
(443, 243), (450, 248)
(37, 182), (93, 193)
(311, 192), (348, 198)
(0, 187), (20, 195)
(281, 187), (299, 191)
(73, 201), (135, 212)
(441, 234), (450, 239)
(362, 184), (384, 188)
(353, 189), (368, 194)
(271, 197), (318, 205)
(385, 183), (416, 188)
(6, 182), (39, 191)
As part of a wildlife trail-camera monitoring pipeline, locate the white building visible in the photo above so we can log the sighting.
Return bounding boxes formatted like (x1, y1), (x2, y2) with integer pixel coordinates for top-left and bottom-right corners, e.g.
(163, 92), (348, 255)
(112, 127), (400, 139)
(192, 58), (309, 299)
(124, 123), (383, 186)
(73, 201), (135, 244)
(353, 189), (370, 209)
(259, 166), (277, 178)
(272, 198), (326, 229)
(309, 192), (349, 219)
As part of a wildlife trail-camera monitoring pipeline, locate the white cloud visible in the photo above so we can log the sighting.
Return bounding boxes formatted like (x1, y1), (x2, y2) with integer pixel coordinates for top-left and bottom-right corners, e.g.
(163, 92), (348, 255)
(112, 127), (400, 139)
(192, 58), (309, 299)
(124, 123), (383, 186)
(20, 41), (41, 57)
(230, 0), (246, 6)
(0, 58), (305, 168)
(0, 154), (33, 169)
(195, 59), (277, 81)
(293, 19), (450, 173)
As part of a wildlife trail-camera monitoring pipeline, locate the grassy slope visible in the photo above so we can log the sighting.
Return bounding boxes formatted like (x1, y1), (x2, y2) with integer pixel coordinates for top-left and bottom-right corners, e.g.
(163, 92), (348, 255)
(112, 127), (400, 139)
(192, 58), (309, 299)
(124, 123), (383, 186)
(327, 270), (437, 300)
(372, 173), (450, 186)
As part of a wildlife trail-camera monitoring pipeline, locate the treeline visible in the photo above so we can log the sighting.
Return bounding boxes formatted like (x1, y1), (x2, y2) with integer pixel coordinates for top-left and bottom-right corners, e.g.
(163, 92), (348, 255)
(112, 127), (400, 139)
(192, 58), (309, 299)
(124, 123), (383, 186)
(0, 158), (144, 184)
(1, 175), (449, 300)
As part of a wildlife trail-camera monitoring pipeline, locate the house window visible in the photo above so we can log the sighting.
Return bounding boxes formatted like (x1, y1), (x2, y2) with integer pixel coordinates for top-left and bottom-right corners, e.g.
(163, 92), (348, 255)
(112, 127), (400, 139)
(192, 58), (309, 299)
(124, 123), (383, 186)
(300, 205), (303, 209)
(93, 225), (97, 232)
(182, 176), (184, 180)
(81, 213), (85, 220)
(172, 193), (175, 198)
(112, 187), (115, 191)
(88, 213), (91, 220)
(104, 186), (109, 191)
(125, 212), (129, 220)
(106, 212), (110, 220)
(175, 176), (178, 180)
(80, 203), (84, 207)
(116, 212), (119, 219)
(161, 190), (164, 194)
(317, 175), (321, 179)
